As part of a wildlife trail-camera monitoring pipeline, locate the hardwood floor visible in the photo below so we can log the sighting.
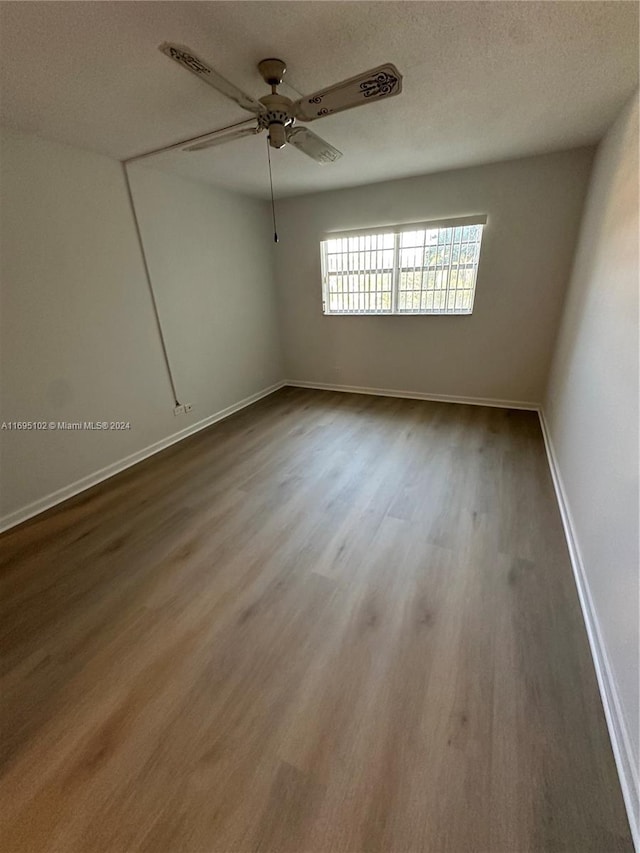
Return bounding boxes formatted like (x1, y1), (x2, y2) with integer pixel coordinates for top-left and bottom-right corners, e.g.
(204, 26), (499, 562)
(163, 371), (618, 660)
(0, 388), (631, 852)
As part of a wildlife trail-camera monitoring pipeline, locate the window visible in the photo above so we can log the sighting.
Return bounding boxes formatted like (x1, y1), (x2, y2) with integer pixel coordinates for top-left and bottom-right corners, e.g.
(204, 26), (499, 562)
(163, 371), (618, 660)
(320, 215), (486, 315)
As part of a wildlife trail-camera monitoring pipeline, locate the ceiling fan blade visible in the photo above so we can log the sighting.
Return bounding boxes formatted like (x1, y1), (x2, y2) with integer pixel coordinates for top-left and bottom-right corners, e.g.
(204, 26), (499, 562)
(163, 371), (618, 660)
(183, 121), (261, 152)
(160, 43), (266, 116)
(292, 63), (402, 122)
(286, 127), (342, 164)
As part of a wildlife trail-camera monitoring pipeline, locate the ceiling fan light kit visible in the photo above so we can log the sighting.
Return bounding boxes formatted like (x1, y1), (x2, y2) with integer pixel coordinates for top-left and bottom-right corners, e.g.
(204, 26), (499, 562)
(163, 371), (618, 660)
(159, 43), (403, 162)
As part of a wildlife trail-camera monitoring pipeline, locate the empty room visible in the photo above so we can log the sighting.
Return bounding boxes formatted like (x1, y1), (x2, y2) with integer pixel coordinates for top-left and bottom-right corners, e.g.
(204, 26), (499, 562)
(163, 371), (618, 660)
(0, 1), (638, 851)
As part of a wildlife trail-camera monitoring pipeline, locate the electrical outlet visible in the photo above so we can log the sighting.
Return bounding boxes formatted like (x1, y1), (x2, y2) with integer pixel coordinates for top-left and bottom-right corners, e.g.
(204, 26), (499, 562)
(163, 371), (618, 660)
(173, 404), (185, 416)
(184, 403), (193, 414)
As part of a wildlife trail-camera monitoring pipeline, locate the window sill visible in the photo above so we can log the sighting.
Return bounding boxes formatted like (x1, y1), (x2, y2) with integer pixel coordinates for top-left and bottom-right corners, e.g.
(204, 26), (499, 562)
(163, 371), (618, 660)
(322, 310), (473, 317)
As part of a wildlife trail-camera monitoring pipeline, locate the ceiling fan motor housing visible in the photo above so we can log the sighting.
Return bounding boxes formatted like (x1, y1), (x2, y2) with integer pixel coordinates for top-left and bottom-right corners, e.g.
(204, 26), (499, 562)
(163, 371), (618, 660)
(258, 92), (294, 149)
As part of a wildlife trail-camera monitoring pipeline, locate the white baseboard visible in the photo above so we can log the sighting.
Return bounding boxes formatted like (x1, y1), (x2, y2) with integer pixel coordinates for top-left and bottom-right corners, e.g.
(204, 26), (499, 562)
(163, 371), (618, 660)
(538, 410), (639, 850)
(0, 381), (286, 535)
(285, 380), (539, 411)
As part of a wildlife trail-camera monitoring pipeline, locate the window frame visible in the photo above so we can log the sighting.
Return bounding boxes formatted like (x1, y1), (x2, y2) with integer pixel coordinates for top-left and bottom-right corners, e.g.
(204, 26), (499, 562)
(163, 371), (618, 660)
(320, 215), (487, 317)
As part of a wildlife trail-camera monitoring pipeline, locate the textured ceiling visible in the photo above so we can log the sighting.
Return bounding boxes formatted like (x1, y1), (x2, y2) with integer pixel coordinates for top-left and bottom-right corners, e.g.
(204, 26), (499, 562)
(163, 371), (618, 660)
(0, 1), (638, 198)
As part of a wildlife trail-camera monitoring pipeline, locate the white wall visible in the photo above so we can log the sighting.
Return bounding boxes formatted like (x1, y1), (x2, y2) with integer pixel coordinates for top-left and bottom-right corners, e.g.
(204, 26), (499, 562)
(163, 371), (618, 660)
(125, 162), (283, 420)
(544, 93), (639, 836)
(0, 128), (283, 523)
(274, 149), (594, 405)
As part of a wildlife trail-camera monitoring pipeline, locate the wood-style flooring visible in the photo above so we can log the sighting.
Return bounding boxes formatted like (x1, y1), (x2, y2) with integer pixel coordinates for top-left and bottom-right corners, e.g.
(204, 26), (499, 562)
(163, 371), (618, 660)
(0, 388), (632, 852)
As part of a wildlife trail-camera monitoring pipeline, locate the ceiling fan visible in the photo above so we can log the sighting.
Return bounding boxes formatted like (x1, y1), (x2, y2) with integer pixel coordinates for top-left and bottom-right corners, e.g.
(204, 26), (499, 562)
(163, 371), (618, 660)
(160, 43), (403, 164)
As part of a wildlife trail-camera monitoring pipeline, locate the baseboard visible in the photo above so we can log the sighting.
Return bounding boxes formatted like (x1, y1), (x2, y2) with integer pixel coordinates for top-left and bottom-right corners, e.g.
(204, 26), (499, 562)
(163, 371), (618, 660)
(0, 381), (286, 535)
(285, 380), (539, 411)
(538, 410), (639, 850)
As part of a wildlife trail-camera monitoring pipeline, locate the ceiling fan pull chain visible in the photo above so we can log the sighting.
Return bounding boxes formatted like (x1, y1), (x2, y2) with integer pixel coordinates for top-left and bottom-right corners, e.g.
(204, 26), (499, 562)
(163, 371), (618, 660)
(266, 136), (279, 243)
